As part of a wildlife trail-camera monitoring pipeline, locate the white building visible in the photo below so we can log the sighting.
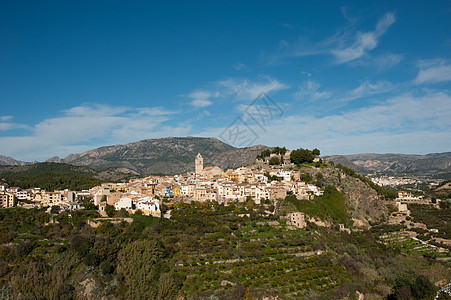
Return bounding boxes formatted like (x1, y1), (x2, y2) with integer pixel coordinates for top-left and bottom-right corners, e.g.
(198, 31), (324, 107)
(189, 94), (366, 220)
(218, 181), (240, 200)
(269, 170), (292, 182)
(396, 191), (424, 203)
(135, 196), (161, 217)
(16, 190), (29, 201)
(115, 197), (133, 210)
(181, 184), (195, 195)
(253, 172), (268, 183)
(307, 184), (323, 196)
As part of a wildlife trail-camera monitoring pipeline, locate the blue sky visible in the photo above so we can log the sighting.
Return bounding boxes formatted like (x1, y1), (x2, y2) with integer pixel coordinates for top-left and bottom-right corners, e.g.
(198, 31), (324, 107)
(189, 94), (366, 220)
(1, 0), (450, 161)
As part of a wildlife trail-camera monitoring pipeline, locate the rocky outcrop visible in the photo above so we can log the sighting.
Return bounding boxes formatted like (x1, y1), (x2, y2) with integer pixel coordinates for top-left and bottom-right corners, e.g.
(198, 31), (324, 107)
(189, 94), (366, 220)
(299, 166), (388, 227)
(45, 156), (64, 163)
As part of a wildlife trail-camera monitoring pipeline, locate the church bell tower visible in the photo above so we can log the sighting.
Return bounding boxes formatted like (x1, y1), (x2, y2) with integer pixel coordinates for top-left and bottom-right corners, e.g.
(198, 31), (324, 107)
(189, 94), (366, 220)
(195, 153), (203, 174)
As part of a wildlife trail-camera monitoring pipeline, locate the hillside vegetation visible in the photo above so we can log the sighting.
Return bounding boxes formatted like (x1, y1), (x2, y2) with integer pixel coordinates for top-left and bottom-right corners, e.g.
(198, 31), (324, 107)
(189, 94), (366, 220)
(0, 204), (448, 299)
(0, 163), (102, 191)
(282, 162), (390, 227)
(0, 163), (146, 190)
(282, 185), (349, 225)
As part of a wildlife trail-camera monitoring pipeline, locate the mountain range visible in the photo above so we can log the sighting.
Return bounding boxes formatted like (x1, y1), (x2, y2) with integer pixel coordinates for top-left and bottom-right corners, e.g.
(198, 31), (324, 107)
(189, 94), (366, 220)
(1, 137), (450, 175)
(46, 137), (268, 174)
(0, 155), (29, 166)
(325, 152), (451, 174)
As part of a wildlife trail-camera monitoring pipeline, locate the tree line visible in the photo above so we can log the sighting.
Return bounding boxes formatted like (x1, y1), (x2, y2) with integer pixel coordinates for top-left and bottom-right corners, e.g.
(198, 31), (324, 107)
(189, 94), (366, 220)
(257, 147), (320, 165)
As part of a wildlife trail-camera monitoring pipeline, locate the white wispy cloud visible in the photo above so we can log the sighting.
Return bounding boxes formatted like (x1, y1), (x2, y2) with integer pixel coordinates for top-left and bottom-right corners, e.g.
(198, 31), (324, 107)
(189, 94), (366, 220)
(232, 63), (247, 70)
(294, 78), (393, 105)
(280, 23), (294, 29)
(0, 103), (188, 161)
(415, 60), (451, 84)
(0, 116), (14, 122)
(294, 79), (332, 102)
(344, 80), (393, 101)
(353, 53), (403, 69)
(0, 123), (27, 131)
(377, 54), (403, 68)
(331, 12), (396, 63)
(216, 76), (288, 101)
(0, 116), (29, 131)
(189, 90), (218, 100)
(129, 107), (175, 117)
(267, 12), (397, 65)
(188, 90), (218, 108)
(187, 76), (288, 107)
(191, 99), (213, 108)
(262, 90), (451, 154)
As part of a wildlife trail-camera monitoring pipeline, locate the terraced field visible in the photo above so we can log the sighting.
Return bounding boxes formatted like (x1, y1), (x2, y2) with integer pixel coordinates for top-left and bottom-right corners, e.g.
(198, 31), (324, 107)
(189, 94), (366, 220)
(166, 207), (350, 299)
(1, 204), (449, 299)
(379, 232), (450, 258)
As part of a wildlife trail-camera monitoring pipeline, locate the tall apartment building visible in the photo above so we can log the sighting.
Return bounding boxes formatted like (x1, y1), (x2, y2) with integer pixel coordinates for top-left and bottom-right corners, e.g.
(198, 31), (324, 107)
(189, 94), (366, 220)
(0, 191), (17, 208)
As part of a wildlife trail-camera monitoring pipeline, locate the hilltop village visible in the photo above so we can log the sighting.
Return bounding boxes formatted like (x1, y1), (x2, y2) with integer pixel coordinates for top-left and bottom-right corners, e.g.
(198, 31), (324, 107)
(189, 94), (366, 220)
(0, 150), (441, 222)
(0, 152), (323, 223)
(1, 150), (450, 299)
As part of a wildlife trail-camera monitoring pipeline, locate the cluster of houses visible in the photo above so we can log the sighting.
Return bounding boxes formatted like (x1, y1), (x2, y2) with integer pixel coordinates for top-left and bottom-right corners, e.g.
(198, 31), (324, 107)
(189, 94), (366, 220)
(371, 175), (442, 189)
(388, 191), (436, 226)
(395, 191), (428, 204)
(1, 153), (324, 219)
(371, 176), (420, 187)
(154, 153), (323, 204)
(0, 182), (161, 217)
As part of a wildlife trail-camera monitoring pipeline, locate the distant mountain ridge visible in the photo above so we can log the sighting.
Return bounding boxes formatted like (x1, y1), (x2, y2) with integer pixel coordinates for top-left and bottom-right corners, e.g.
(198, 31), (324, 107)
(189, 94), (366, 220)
(325, 152), (451, 174)
(46, 137), (270, 174)
(2, 138), (450, 175)
(0, 155), (29, 166)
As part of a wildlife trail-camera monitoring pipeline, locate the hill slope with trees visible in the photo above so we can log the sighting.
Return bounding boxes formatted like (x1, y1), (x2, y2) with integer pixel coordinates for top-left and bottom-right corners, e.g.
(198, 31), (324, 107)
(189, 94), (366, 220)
(0, 163), (103, 191)
(0, 204), (448, 299)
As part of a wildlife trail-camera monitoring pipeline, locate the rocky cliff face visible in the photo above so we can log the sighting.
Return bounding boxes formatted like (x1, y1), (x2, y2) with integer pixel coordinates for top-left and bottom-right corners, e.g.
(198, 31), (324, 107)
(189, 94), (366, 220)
(49, 137), (269, 174)
(325, 152), (451, 174)
(299, 166), (388, 227)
